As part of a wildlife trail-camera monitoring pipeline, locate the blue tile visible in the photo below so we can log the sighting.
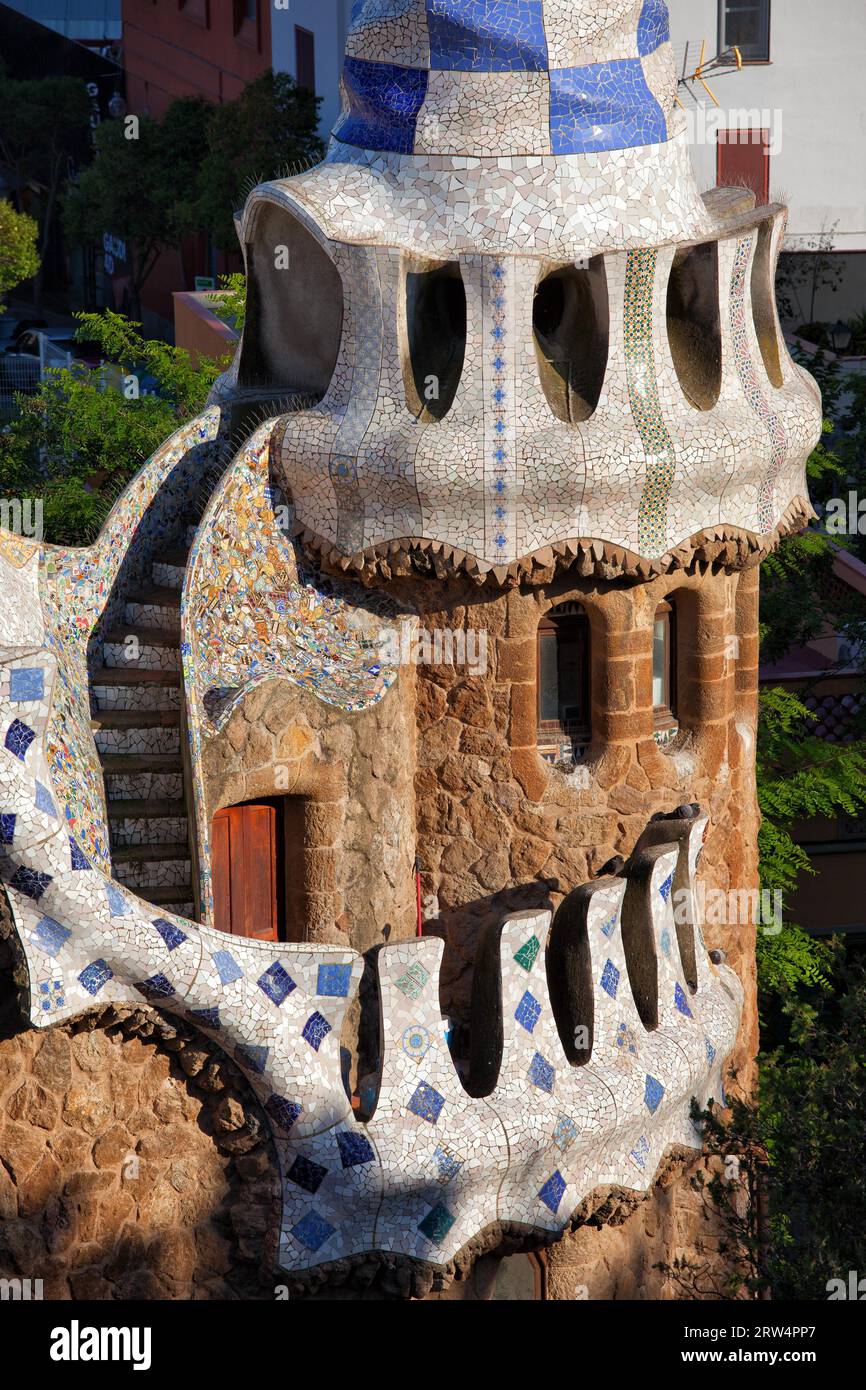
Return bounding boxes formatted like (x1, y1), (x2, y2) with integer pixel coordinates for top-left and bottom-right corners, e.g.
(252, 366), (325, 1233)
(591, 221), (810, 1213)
(408, 1080), (446, 1124)
(9, 668), (44, 702)
(236, 1044), (269, 1074)
(631, 1134), (650, 1169)
(552, 1115), (577, 1152)
(189, 1006), (221, 1029)
(550, 59), (667, 155)
(34, 781), (57, 817)
(539, 1169), (567, 1215)
(212, 949), (244, 985)
(514, 989), (541, 1033)
(674, 981), (693, 1017)
(78, 959), (113, 996)
(105, 881), (128, 917)
(32, 915), (71, 957)
(659, 871), (673, 902)
(317, 962), (352, 997)
(644, 1073), (665, 1114)
(637, 0), (670, 57)
(288, 1154), (328, 1194)
(335, 57), (429, 154)
(258, 960), (296, 1006)
(10, 866), (52, 901)
(705, 1036), (716, 1064)
(434, 1145), (462, 1183)
(600, 913), (617, 938)
(302, 1011), (332, 1051)
(600, 958), (620, 998)
(527, 1051), (555, 1093)
(336, 1130), (376, 1168)
(5, 719), (35, 761)
(417, 1202), (455, 1243)
(136, 973), (175, 1001)
(0, 812), (16, 845)
(427, 0), (548, 72)
(266, 1094), (302, 1133)
(153, 917), (188, 951)
(69, 837), (90, 870)
(291, 1210), (335, 1252)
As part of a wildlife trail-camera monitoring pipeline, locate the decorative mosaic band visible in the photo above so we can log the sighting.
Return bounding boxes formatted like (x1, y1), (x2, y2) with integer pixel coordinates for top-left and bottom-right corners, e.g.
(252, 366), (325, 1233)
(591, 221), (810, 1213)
(624, 249), (678, 556)
(337, 0), (674, 157)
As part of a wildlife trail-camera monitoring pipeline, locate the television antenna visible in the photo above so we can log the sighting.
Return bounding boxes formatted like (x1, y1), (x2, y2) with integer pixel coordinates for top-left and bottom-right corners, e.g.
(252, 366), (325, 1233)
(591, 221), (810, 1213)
(676, 41), (743, 107)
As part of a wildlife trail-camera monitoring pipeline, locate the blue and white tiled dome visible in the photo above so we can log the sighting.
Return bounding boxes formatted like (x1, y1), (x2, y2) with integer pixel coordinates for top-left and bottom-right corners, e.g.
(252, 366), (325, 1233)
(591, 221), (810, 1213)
(265, 0), (715, 259)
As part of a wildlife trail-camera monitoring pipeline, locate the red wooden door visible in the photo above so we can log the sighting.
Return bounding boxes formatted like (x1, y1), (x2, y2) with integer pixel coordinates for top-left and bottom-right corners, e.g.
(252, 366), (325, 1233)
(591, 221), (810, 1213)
(211, 804), (278, 940)
(717, 129), (770, 206)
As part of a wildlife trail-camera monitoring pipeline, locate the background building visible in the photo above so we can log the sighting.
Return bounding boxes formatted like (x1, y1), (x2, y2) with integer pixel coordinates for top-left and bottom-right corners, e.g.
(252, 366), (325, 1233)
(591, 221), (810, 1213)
(0, 0), (120, 48)
(271, 0), (353, 140)
(666, 0), (866, 322)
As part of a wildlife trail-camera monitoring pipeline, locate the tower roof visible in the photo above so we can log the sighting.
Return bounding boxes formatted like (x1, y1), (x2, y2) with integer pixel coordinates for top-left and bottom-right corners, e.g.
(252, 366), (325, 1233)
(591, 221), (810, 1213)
(265, 0), (715, 258)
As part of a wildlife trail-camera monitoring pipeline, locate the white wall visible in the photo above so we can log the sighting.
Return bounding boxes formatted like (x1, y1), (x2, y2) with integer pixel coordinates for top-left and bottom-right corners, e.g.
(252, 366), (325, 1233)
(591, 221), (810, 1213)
(271, 0), (353, 142)
(666, 0), (866, 250)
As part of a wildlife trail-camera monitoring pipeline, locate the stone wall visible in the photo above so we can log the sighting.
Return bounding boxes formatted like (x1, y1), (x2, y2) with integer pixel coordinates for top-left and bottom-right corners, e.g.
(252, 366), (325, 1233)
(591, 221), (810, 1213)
(0, 903), (281, 1300)
(200, 671), (418, 955)
(392, 563), (760, 1093)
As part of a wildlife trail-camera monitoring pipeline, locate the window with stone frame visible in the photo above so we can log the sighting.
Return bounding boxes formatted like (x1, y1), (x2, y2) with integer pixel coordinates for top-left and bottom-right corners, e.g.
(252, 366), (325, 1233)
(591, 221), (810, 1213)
(719, 0), (771, 62)
(653, 600), (678, 737)
(536, 601), (590, 761)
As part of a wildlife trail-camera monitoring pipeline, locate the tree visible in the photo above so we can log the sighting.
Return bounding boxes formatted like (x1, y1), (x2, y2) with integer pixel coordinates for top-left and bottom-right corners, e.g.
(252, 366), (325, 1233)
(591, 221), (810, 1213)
(776, 221), (845, 333)
(0, 311), (222, 546)
(194, 71), (323, 251)
(0, 200), (39, 311)
(64, 98), (212, 318)
(0, 76), (92, 310)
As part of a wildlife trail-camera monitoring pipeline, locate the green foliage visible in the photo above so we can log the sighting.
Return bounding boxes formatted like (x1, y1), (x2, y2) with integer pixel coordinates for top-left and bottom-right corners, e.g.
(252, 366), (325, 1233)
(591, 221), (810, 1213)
(64, 100), (211, 311)
(0, 311), (220, 546)
(195, 72), (323, 251)
(0, 200), (39, 308)
(208, 273), (247, 335)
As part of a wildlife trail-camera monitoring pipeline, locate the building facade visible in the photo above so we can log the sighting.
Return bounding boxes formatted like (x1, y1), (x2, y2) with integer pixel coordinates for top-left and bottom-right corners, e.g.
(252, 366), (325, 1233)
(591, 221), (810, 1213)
(0, 1), (821, 1300)
(666, 0), (866, 322)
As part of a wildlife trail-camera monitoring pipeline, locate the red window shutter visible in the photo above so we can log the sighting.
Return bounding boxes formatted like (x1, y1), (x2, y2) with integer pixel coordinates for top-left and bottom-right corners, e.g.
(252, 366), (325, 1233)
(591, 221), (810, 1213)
(211, 805), (278, 940)
(717, 129), (770, 206)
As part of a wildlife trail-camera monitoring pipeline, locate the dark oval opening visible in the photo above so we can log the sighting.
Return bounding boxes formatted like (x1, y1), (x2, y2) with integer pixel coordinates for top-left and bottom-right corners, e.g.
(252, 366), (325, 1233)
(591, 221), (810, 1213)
(238, 202), (343, 400)
(402, 260), (466, 421)
(751, 218), (784, 388)
(666, 241), (722, 411)
(533, 257), (609, 423)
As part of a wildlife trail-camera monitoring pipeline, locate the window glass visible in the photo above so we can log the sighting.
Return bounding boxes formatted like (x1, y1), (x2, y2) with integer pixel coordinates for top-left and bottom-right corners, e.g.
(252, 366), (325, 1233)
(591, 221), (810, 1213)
(721, 0), (770, 62)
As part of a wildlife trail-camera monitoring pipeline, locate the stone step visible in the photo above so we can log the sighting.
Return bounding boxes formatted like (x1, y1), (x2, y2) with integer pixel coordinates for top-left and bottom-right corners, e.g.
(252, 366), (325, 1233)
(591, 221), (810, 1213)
(91, 669), (181, 712)
(151, 549), (189, 591)
(102, 626), (181, 672)
(132, 881), (194, 906)
(109, 814), (189, 847)
(92, 718), (181, 757)
(91, 709), (181, 729)
(124, 585), (182, 632)
(105, 771), (184, 801)
(101, 753), (183, 774)
(112, 842), (190, 863)
(107, 797), (186, 818)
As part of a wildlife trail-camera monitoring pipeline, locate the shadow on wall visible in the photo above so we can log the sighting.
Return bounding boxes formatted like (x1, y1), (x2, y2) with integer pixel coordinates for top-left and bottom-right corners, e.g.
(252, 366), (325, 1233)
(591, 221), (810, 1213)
(0, 896), (281, 1300)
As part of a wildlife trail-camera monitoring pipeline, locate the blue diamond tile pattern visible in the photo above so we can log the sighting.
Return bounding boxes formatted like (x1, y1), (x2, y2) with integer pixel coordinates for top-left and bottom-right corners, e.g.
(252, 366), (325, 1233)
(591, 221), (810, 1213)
(32, 915), (71, 958)
(5, 719), (35, 761)
(302, 1011), (332, 1051)
(644, 1074), (665, 1114)
(336, 1131), (376, 1168)
(291, 1210), (336, 1252)
(153, 918), (188, 951)
(528, 1051), (555, 1093)
(408, 1080), (446, 1124)
(266, 1095), (302, 1133)
(289, 1154), (328, 1194)
(9, 668), (44, 702)
(78, 959), (113, 996)
(258, 960), (297, 1006)
(674, 981), (693, 1017)
(600, 958), (620, 998)
(538, 1169), (567, 1215)
(212, 949), (244, 985)
(514, 989), (542, 1033)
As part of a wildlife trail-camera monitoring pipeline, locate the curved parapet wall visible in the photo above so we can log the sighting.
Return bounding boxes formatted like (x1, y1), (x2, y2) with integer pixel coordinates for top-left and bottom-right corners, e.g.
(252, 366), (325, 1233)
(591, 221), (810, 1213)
(266, 205), (820, 580)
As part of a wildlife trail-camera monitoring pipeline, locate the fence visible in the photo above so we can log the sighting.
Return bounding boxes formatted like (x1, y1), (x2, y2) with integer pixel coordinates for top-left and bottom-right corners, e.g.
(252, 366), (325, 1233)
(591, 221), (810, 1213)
(0, 333), (73, 422)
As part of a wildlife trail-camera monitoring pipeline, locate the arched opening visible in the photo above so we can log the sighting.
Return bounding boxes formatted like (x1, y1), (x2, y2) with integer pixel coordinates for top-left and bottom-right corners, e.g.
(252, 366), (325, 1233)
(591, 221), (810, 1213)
(536, 601), (591, 765)
(239, 202), (343, 399)
(652, 599), (679, 745)
(211, 794), (334, 942)
(533, 258), (609, 422)
(666, 242), (722, 410)
(751, 217), (784, 387)
(401, 258), (466, 421)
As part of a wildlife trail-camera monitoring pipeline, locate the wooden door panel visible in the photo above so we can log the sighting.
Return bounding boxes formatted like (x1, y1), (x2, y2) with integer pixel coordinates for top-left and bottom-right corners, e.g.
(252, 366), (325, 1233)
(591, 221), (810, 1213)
(212, 804), (278, 940)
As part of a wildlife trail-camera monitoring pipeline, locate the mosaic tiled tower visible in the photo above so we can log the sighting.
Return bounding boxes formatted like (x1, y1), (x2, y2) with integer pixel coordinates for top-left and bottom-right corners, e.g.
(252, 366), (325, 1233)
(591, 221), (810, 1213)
(0, 1), (819, 1299)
